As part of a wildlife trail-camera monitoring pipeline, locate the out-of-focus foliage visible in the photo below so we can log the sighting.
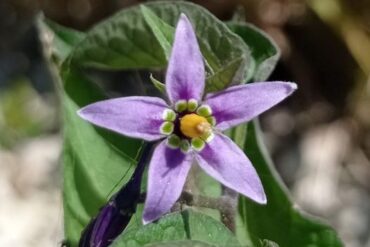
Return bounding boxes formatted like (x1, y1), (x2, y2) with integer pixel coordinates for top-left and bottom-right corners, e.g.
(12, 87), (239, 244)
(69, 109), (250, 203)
(0, 79), (55, 148)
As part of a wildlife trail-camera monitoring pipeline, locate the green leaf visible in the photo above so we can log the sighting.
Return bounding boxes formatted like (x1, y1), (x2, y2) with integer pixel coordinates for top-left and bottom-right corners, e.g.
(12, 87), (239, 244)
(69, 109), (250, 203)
(236, 121), (343, 247)
(149, 74), (166, 94)
(62, 68), (142, 246)
(111, 210), (241, 247)
(41, 19), (85, 62)
(223, 24), (341, 245)
(260, 239), (280, 247)
(69, 1), (251, 91)
(141, 5), (174, 60)
(227, 22), (280, 81)
(145, 240), (217, 247)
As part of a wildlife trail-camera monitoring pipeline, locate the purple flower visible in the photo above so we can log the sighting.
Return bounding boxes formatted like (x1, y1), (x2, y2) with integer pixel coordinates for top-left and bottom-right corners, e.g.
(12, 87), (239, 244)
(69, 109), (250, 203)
(78, 14), (297, 224)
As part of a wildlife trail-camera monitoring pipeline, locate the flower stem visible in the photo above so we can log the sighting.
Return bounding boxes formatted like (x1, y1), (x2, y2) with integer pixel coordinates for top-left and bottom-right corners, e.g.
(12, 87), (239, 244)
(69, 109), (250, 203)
(179, 189), (237, 233)
(139, 188), (238, 233)
(220, 185), (238, 233)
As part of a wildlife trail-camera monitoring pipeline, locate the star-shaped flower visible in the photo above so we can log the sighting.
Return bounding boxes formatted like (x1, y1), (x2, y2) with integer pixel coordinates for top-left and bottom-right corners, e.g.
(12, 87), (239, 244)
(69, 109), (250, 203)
(78, 14), (297, 224)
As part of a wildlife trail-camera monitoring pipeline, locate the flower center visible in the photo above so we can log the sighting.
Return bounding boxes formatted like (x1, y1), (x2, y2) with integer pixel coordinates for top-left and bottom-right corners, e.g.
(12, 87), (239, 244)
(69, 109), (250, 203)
(180, 113), (211, 138)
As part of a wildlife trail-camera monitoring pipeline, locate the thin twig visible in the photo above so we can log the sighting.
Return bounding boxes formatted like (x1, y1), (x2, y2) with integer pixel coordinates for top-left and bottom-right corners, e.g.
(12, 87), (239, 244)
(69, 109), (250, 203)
(220, 185), (238, 232)
(139, 190), (238, 232)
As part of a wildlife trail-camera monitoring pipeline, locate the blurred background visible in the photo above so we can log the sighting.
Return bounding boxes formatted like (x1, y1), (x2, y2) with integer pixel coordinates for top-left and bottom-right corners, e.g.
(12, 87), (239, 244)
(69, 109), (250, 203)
(0, 0), (369, 246)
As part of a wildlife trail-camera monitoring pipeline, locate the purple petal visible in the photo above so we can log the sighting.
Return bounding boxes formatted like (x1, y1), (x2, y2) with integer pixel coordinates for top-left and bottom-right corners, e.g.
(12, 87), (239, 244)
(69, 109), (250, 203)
(205, 81), (297, 130)
(78, 96), (168, 141)
(195, 134), (266, 204)
(165, 14), (205, 103)
(143, 140), (193, 224)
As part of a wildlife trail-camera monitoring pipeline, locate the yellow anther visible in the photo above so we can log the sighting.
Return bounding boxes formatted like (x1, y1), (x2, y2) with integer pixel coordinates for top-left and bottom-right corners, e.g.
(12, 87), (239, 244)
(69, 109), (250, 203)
(196, 122), (211, 134)
(180, 114), (212, 138)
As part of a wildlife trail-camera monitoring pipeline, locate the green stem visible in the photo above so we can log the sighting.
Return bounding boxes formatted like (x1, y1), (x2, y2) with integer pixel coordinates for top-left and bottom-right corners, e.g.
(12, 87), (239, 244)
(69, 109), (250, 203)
(178, 189), (237, 233)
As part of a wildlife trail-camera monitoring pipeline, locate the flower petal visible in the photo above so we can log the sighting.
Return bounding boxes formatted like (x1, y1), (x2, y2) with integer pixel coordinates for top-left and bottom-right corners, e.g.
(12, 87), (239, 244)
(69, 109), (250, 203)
(78, 96), (168, 141)
(143, 140), (193, 224)
(165, 14), (205, 103)
(195, 134), (266, 204)
(205, 81), (297, 130)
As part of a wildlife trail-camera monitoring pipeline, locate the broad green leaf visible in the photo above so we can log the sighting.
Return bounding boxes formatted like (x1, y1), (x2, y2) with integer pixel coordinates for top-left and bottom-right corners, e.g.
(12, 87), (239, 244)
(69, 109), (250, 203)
(111, 210), (241, 247)
(62, 68), (142, 246)
(260, 239), (280, 247)
(228, 22), (280, 82)
(236, 121), (343, 247)
(225, 22), (341, 246)
(69, 1), (251, 91)
(145, 240), (216, 247)
(141, 5), (174, 60)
